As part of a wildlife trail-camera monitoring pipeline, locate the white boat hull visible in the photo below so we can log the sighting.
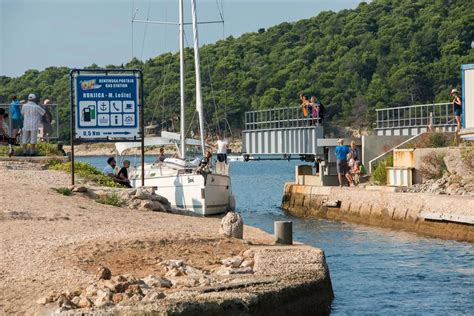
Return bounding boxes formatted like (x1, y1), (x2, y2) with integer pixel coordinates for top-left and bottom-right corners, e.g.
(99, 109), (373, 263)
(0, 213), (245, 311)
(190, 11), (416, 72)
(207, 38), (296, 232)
(130, 166), (231, 216)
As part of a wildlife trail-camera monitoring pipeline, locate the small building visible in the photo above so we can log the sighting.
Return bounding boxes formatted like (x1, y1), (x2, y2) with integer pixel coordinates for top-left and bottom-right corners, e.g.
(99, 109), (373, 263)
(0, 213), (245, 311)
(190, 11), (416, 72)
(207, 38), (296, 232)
(460, 64), (474, 141)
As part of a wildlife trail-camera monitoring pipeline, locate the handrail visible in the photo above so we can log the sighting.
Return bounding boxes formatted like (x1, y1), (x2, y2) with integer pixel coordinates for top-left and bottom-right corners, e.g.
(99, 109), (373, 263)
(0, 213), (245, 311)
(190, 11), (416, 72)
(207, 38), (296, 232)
(368, 132), (424, 174)
(375, 102), (451, 112)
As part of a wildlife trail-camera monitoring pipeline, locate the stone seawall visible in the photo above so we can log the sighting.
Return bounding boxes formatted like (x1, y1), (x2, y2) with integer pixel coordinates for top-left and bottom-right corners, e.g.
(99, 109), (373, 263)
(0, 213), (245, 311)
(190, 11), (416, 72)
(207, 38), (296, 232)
(282, 183), (474, 243)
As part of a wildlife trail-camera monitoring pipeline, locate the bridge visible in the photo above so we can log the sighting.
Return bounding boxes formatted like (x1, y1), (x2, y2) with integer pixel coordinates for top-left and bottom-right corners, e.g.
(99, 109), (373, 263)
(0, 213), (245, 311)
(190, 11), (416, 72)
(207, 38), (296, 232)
(375, 102), (456, 136)
(242, 106), (323, 156)
(243, 102), (457, 156)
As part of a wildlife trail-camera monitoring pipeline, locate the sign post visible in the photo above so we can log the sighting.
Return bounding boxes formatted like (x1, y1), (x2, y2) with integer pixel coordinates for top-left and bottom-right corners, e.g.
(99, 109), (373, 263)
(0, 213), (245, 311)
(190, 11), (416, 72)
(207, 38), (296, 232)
(69, 69), (145, 186)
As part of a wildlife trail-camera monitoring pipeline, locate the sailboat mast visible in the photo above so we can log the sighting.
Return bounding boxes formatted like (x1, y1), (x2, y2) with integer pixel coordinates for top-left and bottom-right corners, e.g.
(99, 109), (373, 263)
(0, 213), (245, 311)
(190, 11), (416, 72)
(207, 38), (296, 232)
(191, 0), (206, 157)
(179, 0), (186, 159)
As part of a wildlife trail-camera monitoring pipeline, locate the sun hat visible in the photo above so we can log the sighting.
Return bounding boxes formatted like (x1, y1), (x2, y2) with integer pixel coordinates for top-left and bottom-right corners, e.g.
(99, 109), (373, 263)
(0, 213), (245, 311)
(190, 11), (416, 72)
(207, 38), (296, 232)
(28, 93), (36, 101)
(337, 138), (344, 144)
(450, 89), (458, 94)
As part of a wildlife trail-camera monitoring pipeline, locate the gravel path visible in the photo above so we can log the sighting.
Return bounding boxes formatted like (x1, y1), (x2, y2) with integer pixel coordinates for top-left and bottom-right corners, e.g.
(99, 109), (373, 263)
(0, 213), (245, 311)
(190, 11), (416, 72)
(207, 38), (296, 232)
(0, 161), (272, 314)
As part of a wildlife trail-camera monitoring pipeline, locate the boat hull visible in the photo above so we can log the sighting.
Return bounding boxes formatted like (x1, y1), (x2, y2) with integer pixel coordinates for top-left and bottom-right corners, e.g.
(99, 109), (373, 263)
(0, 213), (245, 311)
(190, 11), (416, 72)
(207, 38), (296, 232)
(130, 171), (231, 216)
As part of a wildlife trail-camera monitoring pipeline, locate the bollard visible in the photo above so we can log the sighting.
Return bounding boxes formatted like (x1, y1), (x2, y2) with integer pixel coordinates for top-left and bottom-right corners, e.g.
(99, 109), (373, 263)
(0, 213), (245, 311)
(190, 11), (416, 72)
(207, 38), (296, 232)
(274, 221), (293, 245)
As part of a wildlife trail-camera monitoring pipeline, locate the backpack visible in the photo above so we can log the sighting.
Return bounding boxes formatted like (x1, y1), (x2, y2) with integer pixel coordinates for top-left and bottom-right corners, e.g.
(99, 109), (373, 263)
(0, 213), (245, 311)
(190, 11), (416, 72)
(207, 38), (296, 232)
(318, 102), (326, 119)
(43, 108), (53, 124)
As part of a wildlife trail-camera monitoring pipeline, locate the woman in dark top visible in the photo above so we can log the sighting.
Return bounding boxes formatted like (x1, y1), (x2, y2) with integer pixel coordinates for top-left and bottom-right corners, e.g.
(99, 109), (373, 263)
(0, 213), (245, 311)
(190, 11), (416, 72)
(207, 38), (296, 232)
(117, 160), (132, 188)
(451, 88), (462, 134)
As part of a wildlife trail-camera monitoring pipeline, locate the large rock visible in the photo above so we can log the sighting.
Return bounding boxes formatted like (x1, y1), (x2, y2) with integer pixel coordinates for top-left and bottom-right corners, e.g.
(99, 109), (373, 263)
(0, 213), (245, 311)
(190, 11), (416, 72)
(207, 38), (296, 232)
(95, 266), (112, 280)
(219, 211), (243, 239)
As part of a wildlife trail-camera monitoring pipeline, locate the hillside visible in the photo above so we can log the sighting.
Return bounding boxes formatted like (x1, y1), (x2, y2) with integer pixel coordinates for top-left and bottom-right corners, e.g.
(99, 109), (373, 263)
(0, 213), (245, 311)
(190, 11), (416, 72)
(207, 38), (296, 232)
(1, 0), (473, 139)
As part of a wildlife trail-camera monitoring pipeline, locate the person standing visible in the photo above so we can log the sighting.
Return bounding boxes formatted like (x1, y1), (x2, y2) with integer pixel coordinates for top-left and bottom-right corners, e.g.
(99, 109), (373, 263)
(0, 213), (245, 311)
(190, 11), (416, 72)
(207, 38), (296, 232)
(40, 99), (54, 142)
(450, 89), (462, 134)
(21, 94), (45, 156)
(335, 139), (353, 187)
(216, 133), (228, 164)
(9, 95), (22, 139)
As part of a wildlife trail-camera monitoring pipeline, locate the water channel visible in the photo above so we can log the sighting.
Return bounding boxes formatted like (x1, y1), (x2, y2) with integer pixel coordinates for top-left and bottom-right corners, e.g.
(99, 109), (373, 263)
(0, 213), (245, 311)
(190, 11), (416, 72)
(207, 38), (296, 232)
(79, 156), (474, 315)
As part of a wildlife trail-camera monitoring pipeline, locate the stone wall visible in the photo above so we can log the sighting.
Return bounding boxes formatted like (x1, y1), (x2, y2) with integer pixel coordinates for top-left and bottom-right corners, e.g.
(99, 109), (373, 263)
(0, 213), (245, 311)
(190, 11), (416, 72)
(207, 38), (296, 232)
(282, 183), (474, 242)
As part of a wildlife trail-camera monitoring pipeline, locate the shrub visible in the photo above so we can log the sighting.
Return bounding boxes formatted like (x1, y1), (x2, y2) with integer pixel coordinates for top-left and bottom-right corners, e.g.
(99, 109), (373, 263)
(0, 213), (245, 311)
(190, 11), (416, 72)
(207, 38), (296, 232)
(49, 161), (122, 188)
(52, 187), (72, 196)
(461, 146), (474, 173)
(419, 152), (447, 180)
(412, 132), (454, 148)
(96, 193), (124, 207)
(371, 154), (393, 185)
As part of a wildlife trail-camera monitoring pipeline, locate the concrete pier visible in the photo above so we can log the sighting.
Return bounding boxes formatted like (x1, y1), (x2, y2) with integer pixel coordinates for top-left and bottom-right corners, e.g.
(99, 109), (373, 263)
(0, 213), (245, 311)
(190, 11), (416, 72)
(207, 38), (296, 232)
(282, 183), (474, 242)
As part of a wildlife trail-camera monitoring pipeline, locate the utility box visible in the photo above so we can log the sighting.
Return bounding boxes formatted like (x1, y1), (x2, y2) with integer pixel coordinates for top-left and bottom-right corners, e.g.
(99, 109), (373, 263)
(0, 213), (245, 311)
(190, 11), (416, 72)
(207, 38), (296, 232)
(386, 167), (413, 187)
(393, 149), (415, 168)
(461, 64), (474, 140)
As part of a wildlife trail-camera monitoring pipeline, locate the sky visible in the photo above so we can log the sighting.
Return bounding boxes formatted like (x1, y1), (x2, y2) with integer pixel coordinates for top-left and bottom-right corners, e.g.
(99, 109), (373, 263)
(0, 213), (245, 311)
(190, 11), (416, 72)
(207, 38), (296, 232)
(0, 0), (364, 78)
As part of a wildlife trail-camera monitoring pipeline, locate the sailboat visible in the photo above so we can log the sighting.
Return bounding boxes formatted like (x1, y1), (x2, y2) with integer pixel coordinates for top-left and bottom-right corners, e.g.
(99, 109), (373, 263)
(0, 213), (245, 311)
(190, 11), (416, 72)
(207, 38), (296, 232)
(116, 0), (234, 216)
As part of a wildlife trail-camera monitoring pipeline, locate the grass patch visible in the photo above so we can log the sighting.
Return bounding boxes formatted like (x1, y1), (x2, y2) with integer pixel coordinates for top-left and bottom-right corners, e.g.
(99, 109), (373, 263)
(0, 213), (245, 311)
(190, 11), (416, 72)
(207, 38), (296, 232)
(49, 160), (122, 188)
(52, 187), (72, 196)
(0, 142), (64, 156)
(371, 154), (393, 185)
(96, 193), (124, 207)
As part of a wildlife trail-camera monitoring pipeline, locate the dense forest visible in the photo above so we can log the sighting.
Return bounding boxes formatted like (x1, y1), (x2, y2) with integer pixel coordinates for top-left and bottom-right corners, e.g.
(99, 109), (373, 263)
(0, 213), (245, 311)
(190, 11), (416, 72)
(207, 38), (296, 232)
(1, 0), (473, 139)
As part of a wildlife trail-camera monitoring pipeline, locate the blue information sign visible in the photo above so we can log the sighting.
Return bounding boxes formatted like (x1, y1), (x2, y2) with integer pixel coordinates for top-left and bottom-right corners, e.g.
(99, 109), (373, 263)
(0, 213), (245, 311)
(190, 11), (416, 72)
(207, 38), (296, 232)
(74, 74), (140, 139)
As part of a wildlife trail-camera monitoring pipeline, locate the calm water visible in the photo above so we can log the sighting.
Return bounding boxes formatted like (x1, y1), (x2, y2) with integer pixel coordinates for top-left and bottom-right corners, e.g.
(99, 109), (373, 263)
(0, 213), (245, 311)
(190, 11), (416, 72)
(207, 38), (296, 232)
(79, 156), (474, 315)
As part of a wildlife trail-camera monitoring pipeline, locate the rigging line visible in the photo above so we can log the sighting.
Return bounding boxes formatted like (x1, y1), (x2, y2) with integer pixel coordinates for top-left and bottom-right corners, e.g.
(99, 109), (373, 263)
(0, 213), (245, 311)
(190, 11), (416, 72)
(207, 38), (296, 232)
(140, 0), (153, 60)
(203, 44), (220, 134)
(150, 43), (176, 124)
(131, 0), (137, 59)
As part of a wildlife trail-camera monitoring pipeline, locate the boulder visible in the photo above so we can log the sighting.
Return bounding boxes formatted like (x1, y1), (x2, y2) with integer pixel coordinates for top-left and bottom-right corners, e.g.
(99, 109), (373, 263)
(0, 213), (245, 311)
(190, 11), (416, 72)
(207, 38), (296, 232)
(142, 275), (173, 288)
(77, 296), (93, 308)
(142, 290), (165, 302)
(219, 211), (243, 239)
(222, 256), (243, 268)
(95, 266), (112, 280)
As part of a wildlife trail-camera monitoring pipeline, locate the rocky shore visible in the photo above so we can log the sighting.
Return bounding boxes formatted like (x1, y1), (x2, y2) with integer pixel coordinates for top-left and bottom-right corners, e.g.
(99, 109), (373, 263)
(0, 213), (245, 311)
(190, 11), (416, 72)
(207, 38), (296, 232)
(0, 160), (333, 315)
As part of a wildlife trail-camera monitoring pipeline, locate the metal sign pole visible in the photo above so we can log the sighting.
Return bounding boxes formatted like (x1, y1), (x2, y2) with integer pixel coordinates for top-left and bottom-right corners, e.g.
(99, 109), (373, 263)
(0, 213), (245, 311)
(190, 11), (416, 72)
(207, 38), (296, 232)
(69, 70), (76, 185)
(139, 70), (145, 187)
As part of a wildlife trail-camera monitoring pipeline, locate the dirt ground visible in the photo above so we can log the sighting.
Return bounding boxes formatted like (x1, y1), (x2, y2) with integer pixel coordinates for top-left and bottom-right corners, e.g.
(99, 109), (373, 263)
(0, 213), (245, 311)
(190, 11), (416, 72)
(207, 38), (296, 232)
(0, 160), (272, 315)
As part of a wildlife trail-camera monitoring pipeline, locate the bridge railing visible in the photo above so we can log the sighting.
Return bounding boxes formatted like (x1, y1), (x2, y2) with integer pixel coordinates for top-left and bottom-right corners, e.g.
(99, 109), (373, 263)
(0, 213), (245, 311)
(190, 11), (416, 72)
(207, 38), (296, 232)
(375, 102), (455, 130)
(244, 106), (320, 130)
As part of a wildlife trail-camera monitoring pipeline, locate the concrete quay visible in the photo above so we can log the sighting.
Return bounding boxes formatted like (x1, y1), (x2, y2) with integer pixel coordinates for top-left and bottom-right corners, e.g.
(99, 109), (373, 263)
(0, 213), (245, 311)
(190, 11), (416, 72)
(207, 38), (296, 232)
(282, 183), (474, 243)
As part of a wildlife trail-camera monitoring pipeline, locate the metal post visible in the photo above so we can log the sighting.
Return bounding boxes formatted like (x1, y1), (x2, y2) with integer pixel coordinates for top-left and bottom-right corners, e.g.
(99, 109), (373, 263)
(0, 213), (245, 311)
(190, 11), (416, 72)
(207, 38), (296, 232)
(274, 221), (292, 245)
(69, 71), (76, 185)
(179, 0), (186, 159)
(139, 71), (145, 187)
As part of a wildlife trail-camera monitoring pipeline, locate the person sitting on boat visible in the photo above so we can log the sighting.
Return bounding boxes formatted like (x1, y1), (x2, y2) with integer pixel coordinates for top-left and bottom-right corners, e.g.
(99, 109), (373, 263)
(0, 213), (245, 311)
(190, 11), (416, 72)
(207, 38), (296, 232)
(197, 151), (212, 174)
(156, 146), (166, 163)
(216, 133), (228, 164)
(117, 160), (132, 188)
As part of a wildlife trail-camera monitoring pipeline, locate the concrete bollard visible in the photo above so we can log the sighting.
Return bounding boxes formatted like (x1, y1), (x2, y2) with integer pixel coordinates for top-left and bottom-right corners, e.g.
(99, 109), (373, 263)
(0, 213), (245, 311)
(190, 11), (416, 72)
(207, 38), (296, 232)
(274, 221), (293, 245)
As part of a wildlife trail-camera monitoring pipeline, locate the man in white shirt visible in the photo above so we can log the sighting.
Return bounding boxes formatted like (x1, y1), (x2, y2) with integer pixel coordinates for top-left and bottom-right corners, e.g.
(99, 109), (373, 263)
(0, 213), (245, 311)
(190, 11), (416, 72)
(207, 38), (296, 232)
(21, 94), (45, 156)
(103, 157), (117, 176)
(216, 133), (228, 164)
